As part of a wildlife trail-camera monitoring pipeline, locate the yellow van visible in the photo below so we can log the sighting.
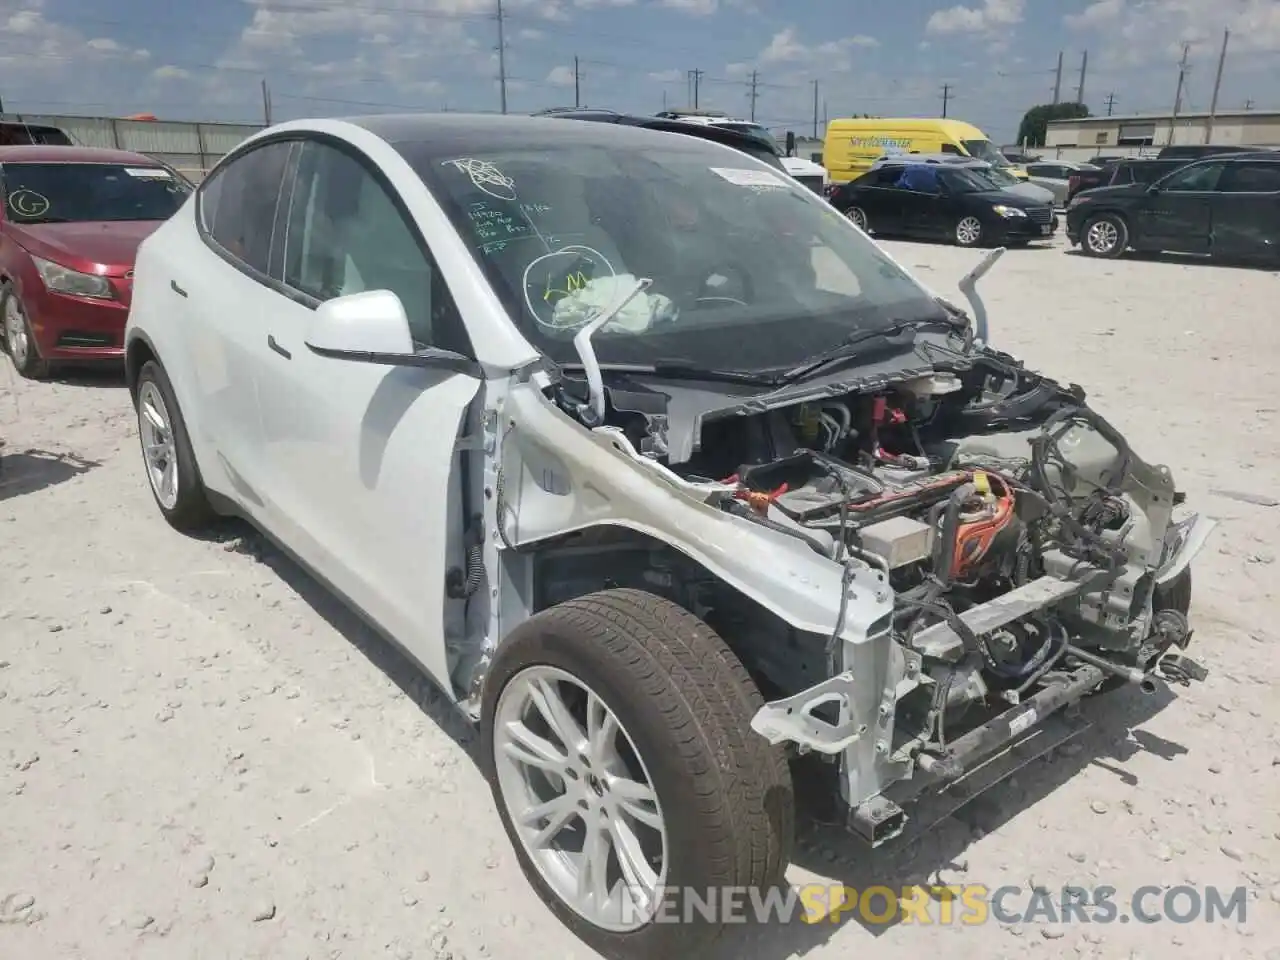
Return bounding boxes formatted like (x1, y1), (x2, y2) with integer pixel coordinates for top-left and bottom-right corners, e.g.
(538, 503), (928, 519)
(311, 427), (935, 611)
(822, 118), (1026, 183)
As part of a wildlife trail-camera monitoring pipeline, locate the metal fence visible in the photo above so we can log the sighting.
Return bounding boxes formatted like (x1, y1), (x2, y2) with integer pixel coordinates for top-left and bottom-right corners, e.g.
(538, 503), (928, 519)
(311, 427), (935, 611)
(1, 112), (267, 180)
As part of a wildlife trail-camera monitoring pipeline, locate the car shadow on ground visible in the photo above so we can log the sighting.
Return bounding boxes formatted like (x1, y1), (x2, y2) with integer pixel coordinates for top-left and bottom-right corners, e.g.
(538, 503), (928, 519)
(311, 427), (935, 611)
(1063, 249), (1280, 272)
(0, 448), (101, 500)
(202, 517), (1187, 959)
(46, 365), (129, 388)
(706, 683), (1180, 958)
(204, 518), (480, 749)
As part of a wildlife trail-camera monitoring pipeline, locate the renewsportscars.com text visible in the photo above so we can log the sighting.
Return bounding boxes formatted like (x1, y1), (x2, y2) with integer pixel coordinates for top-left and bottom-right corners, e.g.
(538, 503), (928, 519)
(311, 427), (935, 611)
(627, 884), (1250, 927)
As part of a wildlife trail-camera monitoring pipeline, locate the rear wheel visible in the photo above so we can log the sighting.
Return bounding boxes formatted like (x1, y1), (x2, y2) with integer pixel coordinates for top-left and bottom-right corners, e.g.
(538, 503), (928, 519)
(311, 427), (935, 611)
(1, 284), (50, 380)
(482, 588), (794, 959)
(1081, 213), (1128, 258)
(845, 206), (869, 232)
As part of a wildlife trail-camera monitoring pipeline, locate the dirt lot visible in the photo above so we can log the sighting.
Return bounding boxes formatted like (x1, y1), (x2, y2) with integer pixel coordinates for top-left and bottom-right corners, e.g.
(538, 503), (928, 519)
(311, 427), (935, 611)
(2, 236), (1279, 960)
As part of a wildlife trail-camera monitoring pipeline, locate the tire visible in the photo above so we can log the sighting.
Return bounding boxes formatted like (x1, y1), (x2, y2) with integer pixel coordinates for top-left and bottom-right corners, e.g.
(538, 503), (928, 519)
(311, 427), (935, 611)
(955, 215), (984, 247)
(481, 588), (794, 960)
(1, 283), (51, 380)
(134, 359), (216, 532)
(1081, 213), (1128, 258)
(845, 206), (869, 232)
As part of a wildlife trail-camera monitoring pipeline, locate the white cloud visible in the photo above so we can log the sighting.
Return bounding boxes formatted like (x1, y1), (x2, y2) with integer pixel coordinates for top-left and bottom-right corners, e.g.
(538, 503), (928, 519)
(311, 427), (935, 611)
(87, 37), (122, 53)
(152, 65), (192, 81)
(660, 0), (719, 14)
(546, 64), (577, 86)
(926, 0), (1024, 34)
(759, 27), (879, 67)
(648, 68), (685, 82)
(573, 0), (635, 6)
(1065, 0), (1125, 30)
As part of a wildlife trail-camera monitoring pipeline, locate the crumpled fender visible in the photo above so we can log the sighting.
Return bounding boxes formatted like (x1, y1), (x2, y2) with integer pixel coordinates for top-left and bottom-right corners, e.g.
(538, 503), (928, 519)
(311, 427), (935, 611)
(500, 382), (894, 641)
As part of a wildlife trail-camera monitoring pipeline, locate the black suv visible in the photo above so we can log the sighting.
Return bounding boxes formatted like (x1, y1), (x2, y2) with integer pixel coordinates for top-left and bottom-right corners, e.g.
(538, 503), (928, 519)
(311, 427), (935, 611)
(1065, 152), (1280, 260)
(534, 108), (790, 176)
(1066, 157), (1193, 203)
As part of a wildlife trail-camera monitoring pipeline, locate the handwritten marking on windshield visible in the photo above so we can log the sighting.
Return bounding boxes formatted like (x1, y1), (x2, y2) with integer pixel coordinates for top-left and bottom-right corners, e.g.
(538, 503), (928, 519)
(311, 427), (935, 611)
(441, 158), (517, 200)
(8, 190), (50, 217)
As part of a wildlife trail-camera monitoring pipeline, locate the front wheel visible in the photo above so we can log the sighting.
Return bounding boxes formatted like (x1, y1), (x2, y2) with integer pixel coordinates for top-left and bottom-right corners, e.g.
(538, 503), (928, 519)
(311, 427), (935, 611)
(135, 359), (216, 532)
(955, 215), (984, 247)
(481, 589), (794, 959)
(1, 284), (50, 380)
(1081, 213), (1129, 258)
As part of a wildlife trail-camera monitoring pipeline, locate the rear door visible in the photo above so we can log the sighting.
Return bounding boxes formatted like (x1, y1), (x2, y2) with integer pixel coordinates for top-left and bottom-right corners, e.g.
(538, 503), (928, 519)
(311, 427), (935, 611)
(1136, 160), (1223, 253)
(1210, 160), (1280, 260)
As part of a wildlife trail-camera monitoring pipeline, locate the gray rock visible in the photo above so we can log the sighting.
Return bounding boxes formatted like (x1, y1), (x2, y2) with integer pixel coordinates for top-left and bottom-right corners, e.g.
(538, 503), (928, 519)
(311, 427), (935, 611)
(251, 901), (276, 922)
(1220, 845), (1244, 862)
(1089, 800), (1109, 814)
(1041, 927), (1065, 940)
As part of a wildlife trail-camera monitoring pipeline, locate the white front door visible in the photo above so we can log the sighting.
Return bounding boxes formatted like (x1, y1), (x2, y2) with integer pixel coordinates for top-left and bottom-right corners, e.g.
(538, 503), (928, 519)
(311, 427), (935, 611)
(251, 137), (482, 694)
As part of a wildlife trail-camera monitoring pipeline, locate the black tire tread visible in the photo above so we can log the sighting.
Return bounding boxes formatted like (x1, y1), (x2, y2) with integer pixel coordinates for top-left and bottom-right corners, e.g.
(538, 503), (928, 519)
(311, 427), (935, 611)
(481, 588), (795, 959)
(136, 359), (216, 533)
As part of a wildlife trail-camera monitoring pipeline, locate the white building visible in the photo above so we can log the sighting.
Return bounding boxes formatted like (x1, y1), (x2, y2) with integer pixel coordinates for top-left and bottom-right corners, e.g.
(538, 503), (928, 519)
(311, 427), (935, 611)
(1042, 109), (1280, 162)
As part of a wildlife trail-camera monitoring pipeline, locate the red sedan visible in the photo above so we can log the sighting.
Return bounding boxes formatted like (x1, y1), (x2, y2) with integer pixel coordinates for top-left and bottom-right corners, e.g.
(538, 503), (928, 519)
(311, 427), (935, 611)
(0, 145), (191, 378)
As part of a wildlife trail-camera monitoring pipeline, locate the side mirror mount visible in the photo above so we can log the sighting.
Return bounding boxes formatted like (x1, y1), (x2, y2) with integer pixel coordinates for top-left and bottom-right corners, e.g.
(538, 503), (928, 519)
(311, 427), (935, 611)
(304, 289), (479, 376)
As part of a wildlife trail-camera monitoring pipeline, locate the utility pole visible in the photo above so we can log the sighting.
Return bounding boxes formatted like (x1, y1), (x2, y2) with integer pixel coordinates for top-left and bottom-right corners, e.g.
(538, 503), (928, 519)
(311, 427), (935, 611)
(1205, 29), (1229, 143)
(1103, 91), (1117, 116)
(747, 69), (759, 121)
(1076, 49), (1088, 104)
(1052, 50), (1064, 104)
(573, 55), (581, 108)
(261, 79), (272, 125)
(495, 0), (508, 114)
(688, 69), (704, 108)
(811, 79), (819, 138)
(940, 83), (952, 118)
(1168, 41), (1190, 145)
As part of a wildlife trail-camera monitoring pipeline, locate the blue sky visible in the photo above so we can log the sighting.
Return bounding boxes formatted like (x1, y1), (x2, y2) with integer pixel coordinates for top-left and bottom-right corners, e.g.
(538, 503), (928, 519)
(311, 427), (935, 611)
(2, 0), (1278, 143)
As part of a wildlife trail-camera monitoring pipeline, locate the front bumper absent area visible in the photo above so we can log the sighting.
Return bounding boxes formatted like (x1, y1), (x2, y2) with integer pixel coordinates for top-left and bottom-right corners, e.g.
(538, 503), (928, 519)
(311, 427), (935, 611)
(749, 569), (1210, 848)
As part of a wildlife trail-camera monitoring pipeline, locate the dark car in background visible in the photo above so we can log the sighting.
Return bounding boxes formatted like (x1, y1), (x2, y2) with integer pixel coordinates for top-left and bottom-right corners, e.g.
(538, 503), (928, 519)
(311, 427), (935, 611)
(1065, 151), (1280, 260)
(830, 161), (1056, 247)
(0, 145), (192, 378)
(1066, 157), (1193, 204)
(1156, 143), (1276, 161)
(535, 108), (790, 174)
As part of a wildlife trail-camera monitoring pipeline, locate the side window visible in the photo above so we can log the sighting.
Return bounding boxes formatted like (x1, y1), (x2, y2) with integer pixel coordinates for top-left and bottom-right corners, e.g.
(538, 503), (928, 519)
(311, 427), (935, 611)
(1162, 161), (1225, 192)
(939, 143), (962, 155)
(1217, 162), (1280, 194)
(198, 141), (293, 275)
(282, 140), (451, 350)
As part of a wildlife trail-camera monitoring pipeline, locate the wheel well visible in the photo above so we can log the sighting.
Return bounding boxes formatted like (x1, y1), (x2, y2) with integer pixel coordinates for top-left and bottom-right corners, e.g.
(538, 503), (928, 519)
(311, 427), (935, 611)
(522, 525), (828, 700)
(125, 338), (156, 399)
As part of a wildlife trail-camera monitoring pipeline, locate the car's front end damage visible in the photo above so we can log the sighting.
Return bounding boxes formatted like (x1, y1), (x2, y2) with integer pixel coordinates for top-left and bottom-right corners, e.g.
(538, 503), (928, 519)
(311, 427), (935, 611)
(475, 258), (1215, 851)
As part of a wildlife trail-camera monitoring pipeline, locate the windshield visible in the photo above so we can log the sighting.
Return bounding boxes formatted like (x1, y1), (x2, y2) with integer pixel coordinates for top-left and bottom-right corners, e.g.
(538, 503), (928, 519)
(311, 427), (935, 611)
(940, 166), (1007, 193)
(2, 162), (190, 224)
(400, 132), (943, 372)
(983, 165), (1020, 186)
(961, 139), (1009, 167)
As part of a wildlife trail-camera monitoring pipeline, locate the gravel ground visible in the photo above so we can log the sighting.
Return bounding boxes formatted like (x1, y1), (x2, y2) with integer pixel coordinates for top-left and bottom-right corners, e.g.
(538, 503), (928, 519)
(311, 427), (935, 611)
(2, 235), (1279, 960)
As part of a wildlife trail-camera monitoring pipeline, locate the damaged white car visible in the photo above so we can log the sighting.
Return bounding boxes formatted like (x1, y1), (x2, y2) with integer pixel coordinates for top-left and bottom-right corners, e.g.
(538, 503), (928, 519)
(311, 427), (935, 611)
(124, 115), (1214, 958)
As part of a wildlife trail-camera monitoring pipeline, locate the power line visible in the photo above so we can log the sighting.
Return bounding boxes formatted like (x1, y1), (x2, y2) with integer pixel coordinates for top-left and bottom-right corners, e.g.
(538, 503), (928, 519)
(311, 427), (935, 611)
(1076, 50), (1088, 104)
(688, 68), (704, 108)
(811, 79), (819, 138)
(1206, 29), (1229, 141)
(940, 83), (952, 117)
(1103, 91), (1117, 115)
(748, 69), (759, 121)
(574, 54), (581, 108)
(1052, 50), (1064, 104)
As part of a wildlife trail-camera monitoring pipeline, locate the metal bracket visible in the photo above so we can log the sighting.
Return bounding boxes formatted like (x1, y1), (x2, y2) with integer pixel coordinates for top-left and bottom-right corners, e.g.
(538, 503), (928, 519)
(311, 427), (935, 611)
(749, 671), (867, 754)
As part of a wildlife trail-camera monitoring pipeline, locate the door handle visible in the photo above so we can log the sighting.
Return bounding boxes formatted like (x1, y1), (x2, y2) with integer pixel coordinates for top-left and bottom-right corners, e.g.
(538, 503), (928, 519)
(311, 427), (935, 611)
(170, 280), (188, 298)
(267, 334), (291, 360)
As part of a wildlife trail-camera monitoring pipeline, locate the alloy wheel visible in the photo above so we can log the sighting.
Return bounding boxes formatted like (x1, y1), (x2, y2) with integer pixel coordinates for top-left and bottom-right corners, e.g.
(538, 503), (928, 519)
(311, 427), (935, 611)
(846, 207), (868, 231)
(1086, 219), (1119, 255)
(956, 216), (983, 246)
(138, 380), (180, 510)
(4, 296), (29, 368)
(492, 664), (669, 932)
